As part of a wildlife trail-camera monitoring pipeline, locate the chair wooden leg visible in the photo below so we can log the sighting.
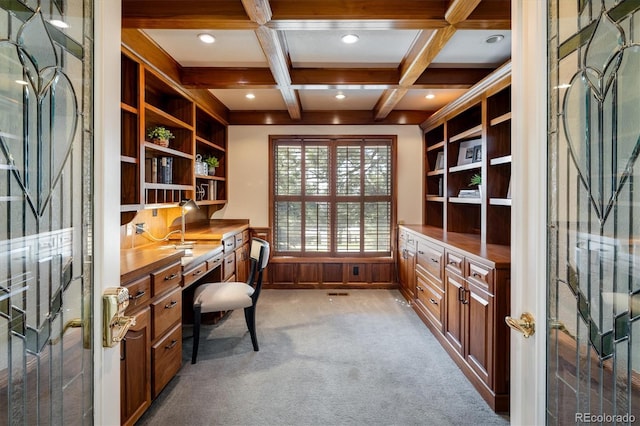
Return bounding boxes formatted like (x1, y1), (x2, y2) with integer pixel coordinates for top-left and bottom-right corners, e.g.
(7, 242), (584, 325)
(192, 304), (202, 364)
(244, 305), (259, 351)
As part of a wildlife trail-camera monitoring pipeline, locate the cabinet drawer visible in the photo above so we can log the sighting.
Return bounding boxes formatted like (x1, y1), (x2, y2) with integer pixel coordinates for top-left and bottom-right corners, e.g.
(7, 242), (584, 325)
(242, 230), (250, 244)
(234, 232), (243, 247)
(151, 262), (182, 297)
(416, 271), (444, 330)
(123, 275), (151, 315)
(467, 260), (494, 294)
(182, 261), (207, 289)
(151, 323), (182, 398)
(222, 236), (235, 252)
(151, 287), (182, 340)
(223, 252), (235, 281)
(416, 239), (443, 281)
(445, 251), (464, 275)
(207, 252), (223, 271)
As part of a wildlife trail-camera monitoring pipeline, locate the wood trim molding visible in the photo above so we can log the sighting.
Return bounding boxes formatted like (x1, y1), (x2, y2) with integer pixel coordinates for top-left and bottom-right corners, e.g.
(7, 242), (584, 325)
(241, 0), (272, 25)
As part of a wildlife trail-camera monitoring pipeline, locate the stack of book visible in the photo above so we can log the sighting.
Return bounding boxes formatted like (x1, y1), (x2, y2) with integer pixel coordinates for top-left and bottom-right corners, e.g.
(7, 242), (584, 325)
(145, 157), (173, 184)
(457, 189), (480, 198)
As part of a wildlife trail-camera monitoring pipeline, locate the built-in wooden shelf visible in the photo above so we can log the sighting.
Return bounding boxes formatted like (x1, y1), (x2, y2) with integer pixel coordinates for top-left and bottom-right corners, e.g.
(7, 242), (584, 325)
(145, 104), (193, 130)
(449, 197), (481, 204)
(449, 125), (482, 143)
(490, 112), (511, 126)
(489, 198), (512, 206)
(121, 155), (137, 164)
(427, 141), (445, 151)
(449, 162), (482, 173)
(144, 142), (194, 160)
(490, 155), (512, 166)
(426, 195), (445, 202)
(427, 170), (445, 176)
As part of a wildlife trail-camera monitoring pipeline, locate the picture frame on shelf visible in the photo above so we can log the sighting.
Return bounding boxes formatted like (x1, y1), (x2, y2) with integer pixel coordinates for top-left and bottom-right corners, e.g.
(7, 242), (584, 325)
(507, 178), (512, 199)
(435, 152), (444, 170)
(456, 139), (482, 166)
(473, 145), (482, 162)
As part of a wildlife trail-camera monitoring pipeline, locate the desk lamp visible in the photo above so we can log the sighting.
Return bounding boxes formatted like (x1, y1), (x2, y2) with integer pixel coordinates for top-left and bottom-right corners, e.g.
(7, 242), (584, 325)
(176, 199), (198, 249)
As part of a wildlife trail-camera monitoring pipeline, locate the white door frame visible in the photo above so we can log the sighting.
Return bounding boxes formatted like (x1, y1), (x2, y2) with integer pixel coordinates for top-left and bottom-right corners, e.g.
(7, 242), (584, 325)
(93, 1), (123, 424)
(510, 0), (548, 424)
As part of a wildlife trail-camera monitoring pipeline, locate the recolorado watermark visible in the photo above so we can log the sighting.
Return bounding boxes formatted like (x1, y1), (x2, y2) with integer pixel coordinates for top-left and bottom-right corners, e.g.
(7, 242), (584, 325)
(575, 413), (636, 423)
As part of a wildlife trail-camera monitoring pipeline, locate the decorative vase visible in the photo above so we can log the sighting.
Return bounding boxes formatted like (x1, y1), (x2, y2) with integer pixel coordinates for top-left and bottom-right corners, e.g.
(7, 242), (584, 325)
(208, 167), (216, 176)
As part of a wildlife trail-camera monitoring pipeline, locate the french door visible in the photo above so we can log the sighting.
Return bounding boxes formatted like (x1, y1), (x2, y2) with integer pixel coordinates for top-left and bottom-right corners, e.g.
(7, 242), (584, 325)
(0, 1), (94, 424)
(547, 0), (640, 423)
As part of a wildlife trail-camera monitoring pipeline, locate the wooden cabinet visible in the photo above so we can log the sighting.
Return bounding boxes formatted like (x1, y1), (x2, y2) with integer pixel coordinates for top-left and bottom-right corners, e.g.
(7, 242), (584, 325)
(398, 225), (510, 412)
(120, 307), (150, 426)
(120, 257), (182, 425)
(120, 48), (228, 225)
(422, 62), (511, 245)
(398, 228), (416, 300)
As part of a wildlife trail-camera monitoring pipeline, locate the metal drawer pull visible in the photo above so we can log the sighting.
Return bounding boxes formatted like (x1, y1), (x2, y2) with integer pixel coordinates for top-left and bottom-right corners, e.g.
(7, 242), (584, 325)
(193, 269), (203, 276)
(165, 273), (178, 281)
(130, 290), (146, 300)
(165, 301), (178, 309)
(449, 260), (457, 265)
(430, 257), (439, 263)
(416, 285), (424, 292)
(227, 259), (233, 264)
(429, 298), (438, 305)
(165, 339), (178, 349)
(472, 272), (483, 279)
(418, 250), (424, 255)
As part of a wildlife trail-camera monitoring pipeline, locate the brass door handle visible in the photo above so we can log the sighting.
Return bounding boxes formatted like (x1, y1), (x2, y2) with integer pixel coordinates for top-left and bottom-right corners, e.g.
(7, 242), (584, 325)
(505, 312), (535, 338)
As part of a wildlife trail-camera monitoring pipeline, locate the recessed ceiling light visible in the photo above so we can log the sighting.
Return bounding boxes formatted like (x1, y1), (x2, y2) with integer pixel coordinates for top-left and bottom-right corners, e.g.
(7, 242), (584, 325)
(425, 94), (435, 99)
(198, 33), (215, 44)
(335, 93), (346, 100)
(246, 93), (255, 99)
(15, 80), (29, 85)
(49, 19), (69, 29)
(485, 34), (504, 44)
(341, 34), (359, 44)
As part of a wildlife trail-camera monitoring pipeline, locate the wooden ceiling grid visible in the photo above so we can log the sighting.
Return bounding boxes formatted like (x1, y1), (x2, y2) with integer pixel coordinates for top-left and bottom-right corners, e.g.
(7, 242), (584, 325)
(122, 0), (511, 125)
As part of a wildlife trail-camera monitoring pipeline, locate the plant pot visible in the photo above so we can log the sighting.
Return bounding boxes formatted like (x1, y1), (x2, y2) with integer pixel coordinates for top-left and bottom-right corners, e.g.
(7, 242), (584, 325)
(152, 138), (169, 148)
(208, 167), (216, 176)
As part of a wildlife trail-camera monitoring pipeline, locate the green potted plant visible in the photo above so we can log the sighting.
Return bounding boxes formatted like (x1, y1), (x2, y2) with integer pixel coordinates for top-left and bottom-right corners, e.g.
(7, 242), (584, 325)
(469, 173), (482, 198)
(204, 156), (219, 175)
(147, 126), (174, 147)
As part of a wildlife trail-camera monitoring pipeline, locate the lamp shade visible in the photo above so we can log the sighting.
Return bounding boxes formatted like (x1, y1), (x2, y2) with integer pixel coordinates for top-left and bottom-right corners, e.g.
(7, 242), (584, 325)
(179, 199), (199, 212)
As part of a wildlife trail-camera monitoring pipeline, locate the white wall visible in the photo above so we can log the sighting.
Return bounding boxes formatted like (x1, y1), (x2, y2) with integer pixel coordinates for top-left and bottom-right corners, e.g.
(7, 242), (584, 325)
(214, 125), (424, 227)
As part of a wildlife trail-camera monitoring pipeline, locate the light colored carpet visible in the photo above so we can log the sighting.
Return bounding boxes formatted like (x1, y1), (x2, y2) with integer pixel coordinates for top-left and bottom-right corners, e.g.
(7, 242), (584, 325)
(137, 289), (509, 426)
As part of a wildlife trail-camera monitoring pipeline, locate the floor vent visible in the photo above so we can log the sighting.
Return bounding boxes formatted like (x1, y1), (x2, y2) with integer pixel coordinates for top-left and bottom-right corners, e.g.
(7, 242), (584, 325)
(327, 292), (349, 296)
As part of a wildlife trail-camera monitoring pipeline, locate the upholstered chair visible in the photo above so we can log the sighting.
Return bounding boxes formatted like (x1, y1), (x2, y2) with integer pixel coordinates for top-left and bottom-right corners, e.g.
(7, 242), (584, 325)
(191, 237), (270, 364)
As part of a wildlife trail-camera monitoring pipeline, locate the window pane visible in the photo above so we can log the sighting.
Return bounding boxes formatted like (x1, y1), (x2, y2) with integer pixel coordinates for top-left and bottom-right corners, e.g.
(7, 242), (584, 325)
(305, 202), (330, 252)
(336, 146), (361, 195)
(275, 145), (301, 195)
(336, 202), (361, 252)
(364, 202), (391, 252)
(305, 145), (329, 195)
(275, 201), (301, 251)
(364, 145), (391, 195)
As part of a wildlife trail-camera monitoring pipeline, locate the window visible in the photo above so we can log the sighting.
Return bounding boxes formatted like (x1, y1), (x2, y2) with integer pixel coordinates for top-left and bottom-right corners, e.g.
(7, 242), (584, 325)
(271, 136), (395, 257)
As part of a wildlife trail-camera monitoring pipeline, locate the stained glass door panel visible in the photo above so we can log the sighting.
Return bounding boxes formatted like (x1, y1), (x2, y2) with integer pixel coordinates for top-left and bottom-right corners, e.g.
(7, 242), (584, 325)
(548, 0), (640, 424)
(0, 1), (93, 424)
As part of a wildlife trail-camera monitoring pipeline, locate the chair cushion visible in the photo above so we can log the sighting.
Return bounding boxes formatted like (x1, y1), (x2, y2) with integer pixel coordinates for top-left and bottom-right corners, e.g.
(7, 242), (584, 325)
(194, 282), (255, 313)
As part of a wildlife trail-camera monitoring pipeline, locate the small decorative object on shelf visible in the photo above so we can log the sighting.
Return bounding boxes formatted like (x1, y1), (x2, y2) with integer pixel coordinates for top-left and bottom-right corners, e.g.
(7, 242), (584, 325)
(468, 173), (482, 198)
(435, 152), (444, 170)
(147, 126), (174, 147)
(204, 156), (219, 176)
(194, 154), (208, 176)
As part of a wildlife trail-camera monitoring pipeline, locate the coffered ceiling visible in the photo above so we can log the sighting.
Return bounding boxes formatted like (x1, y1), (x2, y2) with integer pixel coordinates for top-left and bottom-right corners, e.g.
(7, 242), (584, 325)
(121, 0), (511, 125)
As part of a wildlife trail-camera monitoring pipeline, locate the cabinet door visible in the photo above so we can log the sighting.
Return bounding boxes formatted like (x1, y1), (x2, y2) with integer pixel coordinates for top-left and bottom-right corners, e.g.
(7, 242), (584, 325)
(121, 307), (151, 426)
(235, 243), (249, 283)
(465, 281), (493, 386)
(444, 271), (465, 355)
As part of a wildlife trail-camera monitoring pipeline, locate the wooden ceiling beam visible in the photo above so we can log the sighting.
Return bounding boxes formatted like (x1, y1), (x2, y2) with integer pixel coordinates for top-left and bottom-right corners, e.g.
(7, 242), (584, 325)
(457, 0), (511, 29)
(229, 110), (431, 126)
(241, 0), (272, 25)
(122, 0), (255, 29)
(373, 0), (487, 120)
(180, 66), (492, 89)
(253, 25), (302, 120)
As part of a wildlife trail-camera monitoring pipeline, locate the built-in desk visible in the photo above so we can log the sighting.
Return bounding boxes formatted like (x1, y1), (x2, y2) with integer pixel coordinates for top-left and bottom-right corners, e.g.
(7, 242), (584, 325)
(120, 221), (249, 426)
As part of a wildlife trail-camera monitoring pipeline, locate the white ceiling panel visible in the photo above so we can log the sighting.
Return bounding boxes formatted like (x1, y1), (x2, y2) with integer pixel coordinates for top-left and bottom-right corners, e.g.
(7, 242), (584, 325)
(299, 89), (384, 111)
(209, 89), (287, 110)
(432, 30), (511, 66)
(143, 29), (268, 67)
(396, 89), (468, 111)
(285, 30), (421, 68)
